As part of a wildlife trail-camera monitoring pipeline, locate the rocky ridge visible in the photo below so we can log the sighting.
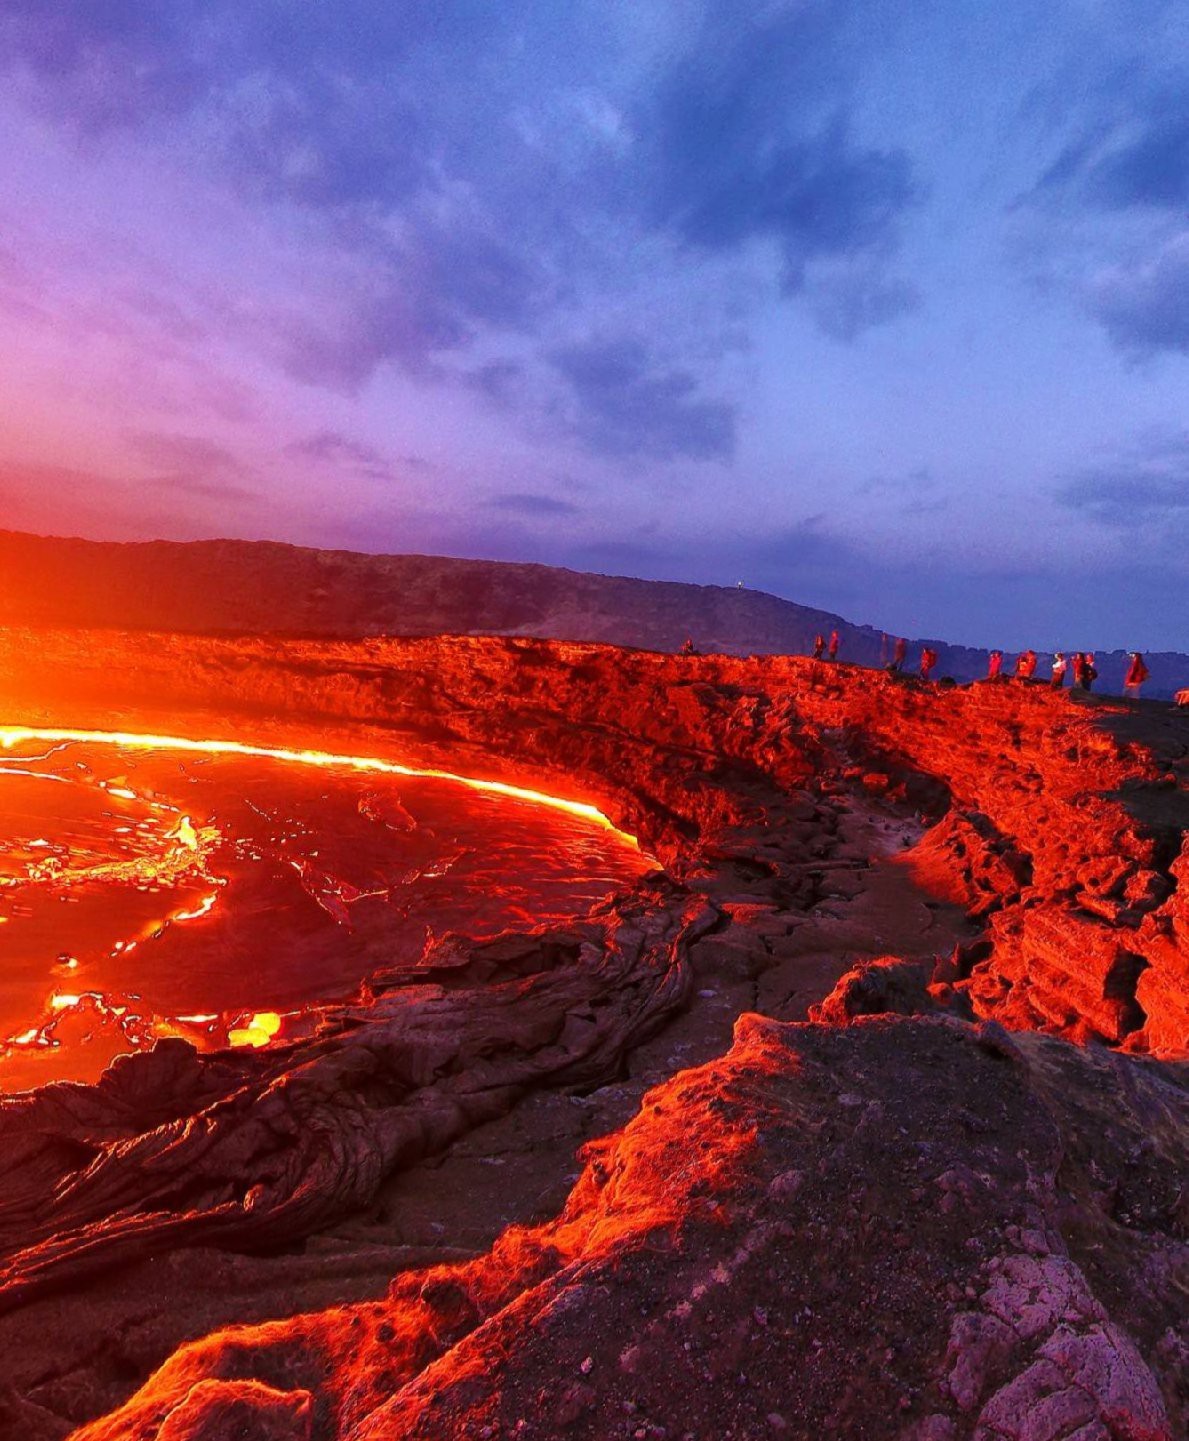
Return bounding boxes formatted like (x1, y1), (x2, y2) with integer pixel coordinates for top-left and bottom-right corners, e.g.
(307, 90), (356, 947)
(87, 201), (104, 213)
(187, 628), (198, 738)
(1, 529), (1186, 696)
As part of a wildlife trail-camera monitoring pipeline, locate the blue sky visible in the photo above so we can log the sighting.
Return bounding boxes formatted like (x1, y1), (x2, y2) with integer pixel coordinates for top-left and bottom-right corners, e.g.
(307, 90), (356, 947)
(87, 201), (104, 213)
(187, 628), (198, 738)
(0, 1), (1187, 649)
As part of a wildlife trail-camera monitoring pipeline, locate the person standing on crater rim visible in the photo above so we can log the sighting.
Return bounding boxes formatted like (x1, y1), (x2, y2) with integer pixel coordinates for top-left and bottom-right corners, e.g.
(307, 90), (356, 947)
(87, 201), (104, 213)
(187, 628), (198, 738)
(812, 633), (825, 660)
(919, 646), (938, 681)
(1015, 649), (1038, 679)
(890, 636), (908, 673)
(1124, 651), (1150, 698)
(1082, 652), (1098, 692)
(987, 649), (1004, 679)
(828, 629), (840, 661)
(1050, 652), (1067, 688)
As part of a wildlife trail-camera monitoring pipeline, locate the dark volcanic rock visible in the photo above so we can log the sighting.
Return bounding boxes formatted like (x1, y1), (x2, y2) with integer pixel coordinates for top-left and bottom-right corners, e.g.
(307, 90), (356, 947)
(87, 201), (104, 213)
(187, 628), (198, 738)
(68, 1015), (1188, 1441)
(0, 891), (705, 1312)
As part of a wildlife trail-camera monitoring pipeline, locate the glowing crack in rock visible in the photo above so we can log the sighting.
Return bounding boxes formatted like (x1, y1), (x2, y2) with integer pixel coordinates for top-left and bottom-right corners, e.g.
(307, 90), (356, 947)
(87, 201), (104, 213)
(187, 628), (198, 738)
(171, 891), (218, 921)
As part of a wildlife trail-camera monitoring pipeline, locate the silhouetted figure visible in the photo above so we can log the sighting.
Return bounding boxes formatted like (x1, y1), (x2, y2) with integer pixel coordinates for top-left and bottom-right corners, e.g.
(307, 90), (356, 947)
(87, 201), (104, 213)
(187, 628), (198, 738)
(1124, 652), (1149, 698)
(1050, 652), (1067, 688)
(1015, 649), (1038, 679)
(679, 637), (696, 655)
(987, 650), (1003, 679)
(1081, 653), (1098, 692)
(812, 633), (825, 660)
(919, 646), (938, 681)
(1070, 652), (1085, 690)
(1071, 652), (1097, 693)
(891, 637), (907, 672)
(828, 629), (840, 661)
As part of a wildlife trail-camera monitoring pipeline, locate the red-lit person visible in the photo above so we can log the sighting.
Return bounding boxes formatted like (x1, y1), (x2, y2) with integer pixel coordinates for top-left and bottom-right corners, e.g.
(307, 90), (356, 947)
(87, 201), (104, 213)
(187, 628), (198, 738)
(1124, 651), (1150, 698)
(812, 633), (825, 660)
(891, 636), (908, 672)
(1070, 652), (1085, 690)
(828, 629), (840, 661)
(1015, 649), (1038, 679)
(987, 649), (1003, 679)
(1050, 652), (1067, 687)
(919, 646), (938, 681)
(679, 636), (696, 655)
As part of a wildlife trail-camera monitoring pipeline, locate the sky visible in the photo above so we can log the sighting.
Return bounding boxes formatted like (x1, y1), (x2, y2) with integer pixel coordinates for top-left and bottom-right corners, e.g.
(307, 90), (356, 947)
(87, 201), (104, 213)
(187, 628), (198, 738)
(1, 1), (1188, 651)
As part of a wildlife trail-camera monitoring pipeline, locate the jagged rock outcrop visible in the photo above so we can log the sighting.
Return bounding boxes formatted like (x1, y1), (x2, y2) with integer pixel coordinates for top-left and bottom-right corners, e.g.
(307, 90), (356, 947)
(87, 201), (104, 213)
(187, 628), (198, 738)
(68, 1014), (1188, 1441)
(1131, 847), (1189, 1054)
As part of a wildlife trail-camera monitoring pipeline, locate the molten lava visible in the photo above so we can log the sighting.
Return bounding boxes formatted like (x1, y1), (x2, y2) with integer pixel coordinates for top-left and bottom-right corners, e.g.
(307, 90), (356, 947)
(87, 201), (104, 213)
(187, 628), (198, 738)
(0, 726), (647, 1090)
(0, 726), (623, 829)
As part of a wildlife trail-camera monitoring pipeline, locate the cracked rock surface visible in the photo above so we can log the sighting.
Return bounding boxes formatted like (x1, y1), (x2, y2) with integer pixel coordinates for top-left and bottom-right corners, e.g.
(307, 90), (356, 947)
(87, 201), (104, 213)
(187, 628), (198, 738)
(69, 1017), (1188, 1441)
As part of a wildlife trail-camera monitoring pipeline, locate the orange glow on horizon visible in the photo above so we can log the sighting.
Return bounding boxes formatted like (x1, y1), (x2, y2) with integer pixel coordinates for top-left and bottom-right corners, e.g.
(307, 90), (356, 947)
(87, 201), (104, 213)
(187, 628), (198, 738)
(0, 724), (634, 843)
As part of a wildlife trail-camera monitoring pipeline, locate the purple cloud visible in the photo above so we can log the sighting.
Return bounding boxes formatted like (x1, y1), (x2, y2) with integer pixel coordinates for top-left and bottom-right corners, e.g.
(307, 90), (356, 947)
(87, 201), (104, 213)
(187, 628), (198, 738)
(489, 492), (580, 517)
(549, 338), (736, 463)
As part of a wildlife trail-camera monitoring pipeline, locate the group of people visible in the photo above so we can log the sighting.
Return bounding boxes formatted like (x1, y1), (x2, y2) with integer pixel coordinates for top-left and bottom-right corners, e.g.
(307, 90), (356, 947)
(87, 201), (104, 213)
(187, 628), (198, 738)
(1018, 650), (1100, 691)
(814, 631), (939, 679)
(806, 631), (1154, 698)
(1007, 649), (1091, 687)
(811, 630), (842, 661)
(1000, 649), (1149, 696)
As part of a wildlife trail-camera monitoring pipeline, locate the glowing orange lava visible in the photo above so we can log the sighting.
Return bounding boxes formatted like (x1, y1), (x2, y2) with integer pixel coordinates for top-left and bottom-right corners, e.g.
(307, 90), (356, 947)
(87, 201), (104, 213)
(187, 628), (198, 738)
(0, 724), (647, 1087)
(228, 1011), (283, 1048)
(0, 725), (631, 840)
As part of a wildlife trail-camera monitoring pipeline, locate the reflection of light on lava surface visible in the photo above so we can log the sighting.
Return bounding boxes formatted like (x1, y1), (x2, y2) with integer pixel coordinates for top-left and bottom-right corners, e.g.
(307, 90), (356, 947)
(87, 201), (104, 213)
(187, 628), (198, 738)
(0, 725), (647, 1091)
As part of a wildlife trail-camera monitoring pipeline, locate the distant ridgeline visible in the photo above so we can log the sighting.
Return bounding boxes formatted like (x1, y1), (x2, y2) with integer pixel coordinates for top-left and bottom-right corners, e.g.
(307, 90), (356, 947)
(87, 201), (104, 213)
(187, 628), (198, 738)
(0, 529), (1185, 698)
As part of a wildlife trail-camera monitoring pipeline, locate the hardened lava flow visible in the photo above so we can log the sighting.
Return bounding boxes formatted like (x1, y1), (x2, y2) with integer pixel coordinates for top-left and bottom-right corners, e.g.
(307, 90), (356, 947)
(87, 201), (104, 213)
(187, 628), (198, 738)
(0, 627), (1184, 1441)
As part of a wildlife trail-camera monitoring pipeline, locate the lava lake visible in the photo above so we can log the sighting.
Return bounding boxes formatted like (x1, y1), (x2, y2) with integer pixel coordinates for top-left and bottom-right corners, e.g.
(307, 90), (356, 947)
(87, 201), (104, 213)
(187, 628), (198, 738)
(0, 730), (649, 1090)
